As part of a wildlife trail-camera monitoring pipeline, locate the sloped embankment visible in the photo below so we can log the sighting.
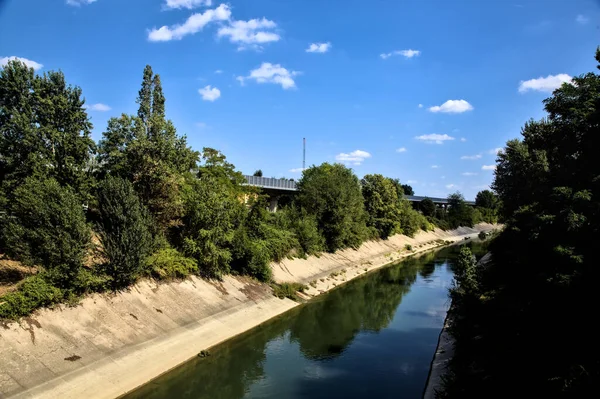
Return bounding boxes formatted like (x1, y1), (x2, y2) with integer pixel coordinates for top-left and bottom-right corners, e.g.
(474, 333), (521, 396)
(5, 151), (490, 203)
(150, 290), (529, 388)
(0, 223), (497, 399)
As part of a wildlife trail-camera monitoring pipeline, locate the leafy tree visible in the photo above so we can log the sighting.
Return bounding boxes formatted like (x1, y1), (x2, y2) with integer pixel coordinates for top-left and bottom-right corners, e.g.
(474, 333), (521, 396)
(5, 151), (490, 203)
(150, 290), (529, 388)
(180, 173), (243, 278)
(361, 174), (402, 238)
(400, 184), (414, 196)
(97, 65), (199, 233)
(296, 163), (369, 251)
(96, 177), (153, 288)
(253, 169), (263, 177)
(1, 177), (91, 284)
(475, 189), (498, 210)
(442, 49), (600, 398)
(420, 198), (436, 217)
(447, 192), (474, 228)
(0, 60), (96, 201)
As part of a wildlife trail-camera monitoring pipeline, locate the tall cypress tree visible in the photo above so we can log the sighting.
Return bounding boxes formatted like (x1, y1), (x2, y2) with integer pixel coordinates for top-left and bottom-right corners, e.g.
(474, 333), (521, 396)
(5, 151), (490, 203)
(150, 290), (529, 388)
(136, 65), (153, 132)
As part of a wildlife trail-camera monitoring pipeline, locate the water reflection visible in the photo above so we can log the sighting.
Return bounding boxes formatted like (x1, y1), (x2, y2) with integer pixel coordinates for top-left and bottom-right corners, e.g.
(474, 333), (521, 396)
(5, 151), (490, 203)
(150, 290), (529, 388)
(124, 242), (487, 399)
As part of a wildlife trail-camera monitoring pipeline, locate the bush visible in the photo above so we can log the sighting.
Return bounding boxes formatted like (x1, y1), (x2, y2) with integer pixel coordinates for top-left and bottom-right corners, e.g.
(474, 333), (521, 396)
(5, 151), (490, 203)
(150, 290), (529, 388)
(272, 282), (307, 301)
(420, 198), (436, 217)
(0, 274), (65, 320)
(1, 177), (91, 284)
(231, 202), (298, 282)
(145, 248), (198, 279)
(478, 231), (487, 240)
(180, 174), (242, 278)
(96, 177), (154, 288)
(296, 163), (369, 252)
(405, 244), (413, 251)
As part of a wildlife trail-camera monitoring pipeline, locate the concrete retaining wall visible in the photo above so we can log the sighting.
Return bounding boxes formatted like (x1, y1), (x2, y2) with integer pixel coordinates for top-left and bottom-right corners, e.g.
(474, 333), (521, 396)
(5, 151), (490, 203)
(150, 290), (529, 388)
(0, 224), (498, 399)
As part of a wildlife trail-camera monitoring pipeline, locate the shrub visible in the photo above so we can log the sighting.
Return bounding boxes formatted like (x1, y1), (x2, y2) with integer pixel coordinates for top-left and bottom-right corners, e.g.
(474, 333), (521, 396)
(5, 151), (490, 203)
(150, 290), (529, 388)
(478, 231), (487, 240)
(0, 274), (65, 320)
(96, 177), (154, 289)
(405, 244), (413, 251)
(1, 177), (91, 285)
(145, 248), (198, 279)
(272, 282), (307, 301)
(180, 174), (242, 278)
(296, 163), (369, 252)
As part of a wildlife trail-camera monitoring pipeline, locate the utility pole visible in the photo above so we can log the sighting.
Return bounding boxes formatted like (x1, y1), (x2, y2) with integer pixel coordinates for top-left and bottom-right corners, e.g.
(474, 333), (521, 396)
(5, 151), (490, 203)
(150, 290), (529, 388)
(303, 137), (306, 170)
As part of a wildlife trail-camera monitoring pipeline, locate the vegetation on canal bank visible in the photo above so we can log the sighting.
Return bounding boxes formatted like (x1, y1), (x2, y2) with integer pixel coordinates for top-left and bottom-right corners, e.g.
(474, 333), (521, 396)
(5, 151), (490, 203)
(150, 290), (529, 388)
(0, 60), (498, 320)
(441, 49), (600, 398)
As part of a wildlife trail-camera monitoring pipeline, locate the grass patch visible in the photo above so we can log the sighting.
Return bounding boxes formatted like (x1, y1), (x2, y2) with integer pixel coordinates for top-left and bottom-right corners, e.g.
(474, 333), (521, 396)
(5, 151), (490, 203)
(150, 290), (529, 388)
(272, 282), (308, 301)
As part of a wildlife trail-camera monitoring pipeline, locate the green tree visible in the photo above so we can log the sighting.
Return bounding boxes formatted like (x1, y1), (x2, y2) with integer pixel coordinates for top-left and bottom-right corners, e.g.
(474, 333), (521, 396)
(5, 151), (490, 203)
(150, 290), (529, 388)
(97, 65), (199, 233)
(96, 177), (153, 288)
(475, 189), (498, 210)
(180, 173), (243, 278)
(0, 60), (96, 200)
(447, 192), (474, 228)
(442, 50), (600, 398)
(361, 174), (402, 238)
(420, 198), (436, 217)
(1, 177), (90, 284)
(253, 169), (263, 177)
(400, 183), (414, 196)
(296, 163), (368, 252)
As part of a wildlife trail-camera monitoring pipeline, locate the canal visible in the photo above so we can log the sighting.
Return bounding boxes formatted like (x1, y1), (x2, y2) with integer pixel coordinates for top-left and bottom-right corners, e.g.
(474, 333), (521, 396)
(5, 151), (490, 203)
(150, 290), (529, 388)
(123, 242), (487, 399)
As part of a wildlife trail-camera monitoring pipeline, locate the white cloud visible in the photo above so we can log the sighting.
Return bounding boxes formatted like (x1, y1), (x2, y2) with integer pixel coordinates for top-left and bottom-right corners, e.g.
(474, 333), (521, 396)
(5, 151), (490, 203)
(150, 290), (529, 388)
(335, 150), (371, 165)
(462, 172), (477, 176)
(460, 154), (481, 160)
(429, 99), (473, 113)
(482, 165), (496, 171)
(217, 18), (279, 50)
(489, 147), (503, 155)
(460, 137), (467, 142)
(415, 133), (455, 144)
(214, 69), (223, 74)
(85, 103), (111, 111)
(407, 180), (418, 184)
(518, 73), (572, 93)
(418, 104), (423, 108)
(66, 0), (97, 6)
(196, 122), (208, 128)
(237, 63), (299, 90)
(289, 167), (305, 173)
(380, 49), (421, 59)
(164, 0), (212, 10)
(148, 4), (231, 42)
(440, 176), (446, 180)
(198, 85), (221, 101)
(446, 184), (457, 190)
(306, 42), (331, 53)
(576, 14), (589, 24)
(396, 147), (407, 153)
(0, 56), (43, 70)
(431, 165), (439, 169)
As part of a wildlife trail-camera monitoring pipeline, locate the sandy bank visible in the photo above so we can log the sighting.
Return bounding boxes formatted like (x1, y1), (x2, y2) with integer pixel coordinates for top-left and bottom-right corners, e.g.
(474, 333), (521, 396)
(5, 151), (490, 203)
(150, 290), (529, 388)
(0, 224), (497, 399)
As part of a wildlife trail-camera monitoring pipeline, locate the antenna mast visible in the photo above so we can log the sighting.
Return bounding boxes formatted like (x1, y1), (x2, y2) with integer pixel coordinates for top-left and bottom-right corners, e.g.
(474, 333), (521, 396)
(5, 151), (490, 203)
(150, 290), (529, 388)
(303, 137), (306, 170)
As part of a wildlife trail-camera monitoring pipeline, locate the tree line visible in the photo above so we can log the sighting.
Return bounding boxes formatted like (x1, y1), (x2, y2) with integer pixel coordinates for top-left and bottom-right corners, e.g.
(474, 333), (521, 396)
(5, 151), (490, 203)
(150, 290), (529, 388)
(441, 49), (600, 398)
(0, 60), (496, 319)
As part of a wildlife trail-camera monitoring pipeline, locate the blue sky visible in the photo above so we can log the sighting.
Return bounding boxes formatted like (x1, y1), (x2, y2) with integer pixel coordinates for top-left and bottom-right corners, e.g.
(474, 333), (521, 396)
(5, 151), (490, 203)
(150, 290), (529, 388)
(1, 0), (599, 199)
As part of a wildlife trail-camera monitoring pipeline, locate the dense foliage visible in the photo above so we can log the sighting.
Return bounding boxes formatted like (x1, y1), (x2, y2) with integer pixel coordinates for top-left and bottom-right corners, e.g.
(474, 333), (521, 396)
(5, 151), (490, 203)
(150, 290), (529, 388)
(296, 163), (369, 251)
(2, 178), (90, 285)
(442, 49), (600, 398)
(0, 60), (489, 319)
(96, 177), (154, 288)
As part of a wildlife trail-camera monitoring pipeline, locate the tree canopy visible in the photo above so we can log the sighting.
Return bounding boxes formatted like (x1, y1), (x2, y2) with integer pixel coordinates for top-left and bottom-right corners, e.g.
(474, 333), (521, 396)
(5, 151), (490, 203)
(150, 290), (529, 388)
(443, 48), (600, 398)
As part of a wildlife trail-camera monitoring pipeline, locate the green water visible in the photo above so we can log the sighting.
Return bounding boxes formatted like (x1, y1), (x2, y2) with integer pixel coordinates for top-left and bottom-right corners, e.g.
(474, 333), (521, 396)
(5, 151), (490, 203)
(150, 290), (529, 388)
(124, 242), (487, 399)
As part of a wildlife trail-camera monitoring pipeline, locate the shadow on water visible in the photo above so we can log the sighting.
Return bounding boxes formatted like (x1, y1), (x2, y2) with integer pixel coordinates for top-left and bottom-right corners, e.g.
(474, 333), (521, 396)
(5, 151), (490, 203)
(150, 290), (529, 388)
(123, 241), (489, 399)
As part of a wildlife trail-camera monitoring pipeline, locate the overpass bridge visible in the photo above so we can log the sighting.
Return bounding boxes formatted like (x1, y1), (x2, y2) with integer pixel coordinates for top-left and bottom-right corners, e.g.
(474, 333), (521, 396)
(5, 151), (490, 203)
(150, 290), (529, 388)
(243, 175), (475, 209)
